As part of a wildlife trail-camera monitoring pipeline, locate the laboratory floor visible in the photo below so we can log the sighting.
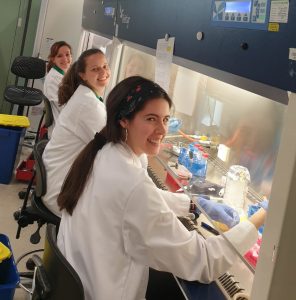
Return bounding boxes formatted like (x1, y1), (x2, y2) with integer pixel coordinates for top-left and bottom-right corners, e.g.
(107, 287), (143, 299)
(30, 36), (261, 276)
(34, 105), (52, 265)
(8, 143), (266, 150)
(0, 146), (45, 300)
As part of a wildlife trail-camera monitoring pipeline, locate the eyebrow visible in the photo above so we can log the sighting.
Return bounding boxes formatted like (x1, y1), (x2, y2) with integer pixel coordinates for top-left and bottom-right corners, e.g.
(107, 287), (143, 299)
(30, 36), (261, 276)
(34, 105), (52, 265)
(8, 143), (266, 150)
(144, 113), (170, 118)
(89, 63), (108, 68)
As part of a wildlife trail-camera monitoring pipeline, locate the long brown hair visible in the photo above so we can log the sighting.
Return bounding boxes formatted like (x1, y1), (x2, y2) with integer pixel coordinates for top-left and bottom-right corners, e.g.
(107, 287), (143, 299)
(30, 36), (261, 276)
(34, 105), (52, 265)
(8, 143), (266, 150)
(58, 48), (104, 106)
(57, 76), (172, 215)
(47, 41), (72, 72)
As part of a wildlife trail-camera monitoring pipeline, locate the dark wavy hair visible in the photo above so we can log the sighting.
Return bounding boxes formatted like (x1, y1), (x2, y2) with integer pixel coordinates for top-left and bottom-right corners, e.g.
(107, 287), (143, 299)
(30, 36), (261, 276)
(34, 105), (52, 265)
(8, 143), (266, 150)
(47, 41), (72, 72)
(58, 48), (104, 105)
(57, 76), (172, 215)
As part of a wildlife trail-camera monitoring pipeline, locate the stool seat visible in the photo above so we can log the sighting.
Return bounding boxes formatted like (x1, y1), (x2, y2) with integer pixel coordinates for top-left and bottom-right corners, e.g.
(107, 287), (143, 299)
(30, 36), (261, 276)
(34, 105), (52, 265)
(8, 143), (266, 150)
(4, 85), (43, 107)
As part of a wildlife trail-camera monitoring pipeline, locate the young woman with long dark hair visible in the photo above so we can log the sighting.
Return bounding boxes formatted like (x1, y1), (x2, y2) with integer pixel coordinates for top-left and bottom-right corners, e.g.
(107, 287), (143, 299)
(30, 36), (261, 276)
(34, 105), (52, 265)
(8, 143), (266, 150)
(57, 76), (266, 300)
(43, 48), (111, 216)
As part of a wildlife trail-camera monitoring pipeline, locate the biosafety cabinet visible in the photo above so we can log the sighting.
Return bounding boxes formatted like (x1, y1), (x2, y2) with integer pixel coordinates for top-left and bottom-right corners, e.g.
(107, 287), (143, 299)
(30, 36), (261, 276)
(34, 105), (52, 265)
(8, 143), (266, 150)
(82, 0), (296, 299)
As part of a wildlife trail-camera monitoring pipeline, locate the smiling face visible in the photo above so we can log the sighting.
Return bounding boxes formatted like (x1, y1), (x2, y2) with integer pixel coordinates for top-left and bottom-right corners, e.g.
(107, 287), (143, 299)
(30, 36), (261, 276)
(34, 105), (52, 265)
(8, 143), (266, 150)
(53, 45), (72, 72)
(79, 52), (111, 96)
(120, 98), (170, 156)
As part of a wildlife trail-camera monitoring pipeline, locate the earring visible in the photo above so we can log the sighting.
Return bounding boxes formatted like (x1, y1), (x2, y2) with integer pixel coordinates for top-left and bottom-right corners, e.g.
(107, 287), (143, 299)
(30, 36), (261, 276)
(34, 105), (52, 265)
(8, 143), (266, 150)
(124, 128), (128, 142)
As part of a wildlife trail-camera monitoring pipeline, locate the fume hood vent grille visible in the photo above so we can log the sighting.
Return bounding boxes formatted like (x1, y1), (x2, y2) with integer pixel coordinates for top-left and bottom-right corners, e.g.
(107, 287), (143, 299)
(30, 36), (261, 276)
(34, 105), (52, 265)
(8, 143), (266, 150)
(218, 272), (248, 299)
(147, 166), (168, 191)
(147, 165), (198, 232)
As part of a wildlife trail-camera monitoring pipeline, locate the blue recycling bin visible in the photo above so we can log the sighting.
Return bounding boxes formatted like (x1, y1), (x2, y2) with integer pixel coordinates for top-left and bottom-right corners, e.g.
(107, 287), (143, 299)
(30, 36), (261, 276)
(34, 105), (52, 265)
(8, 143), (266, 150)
(0, 114), (30, 184)
(0, 234), (20, 300)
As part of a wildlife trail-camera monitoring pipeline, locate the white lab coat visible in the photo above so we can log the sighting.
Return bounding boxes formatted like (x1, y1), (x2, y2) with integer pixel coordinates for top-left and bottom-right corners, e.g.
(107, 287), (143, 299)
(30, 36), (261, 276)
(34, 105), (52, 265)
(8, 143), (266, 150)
(43, 67), (64, 136)
(43, 85), (106, 216)
(57, 142), (258, 300)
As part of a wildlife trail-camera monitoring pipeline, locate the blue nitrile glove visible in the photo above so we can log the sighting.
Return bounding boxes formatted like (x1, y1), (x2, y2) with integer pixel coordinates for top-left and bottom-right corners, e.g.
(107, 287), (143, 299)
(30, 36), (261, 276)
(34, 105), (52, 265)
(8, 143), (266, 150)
(168, 117), (182, 133)
(197, 197), (240, 228)
(258, 199), (269, 211)
(248, 200), (268, 235)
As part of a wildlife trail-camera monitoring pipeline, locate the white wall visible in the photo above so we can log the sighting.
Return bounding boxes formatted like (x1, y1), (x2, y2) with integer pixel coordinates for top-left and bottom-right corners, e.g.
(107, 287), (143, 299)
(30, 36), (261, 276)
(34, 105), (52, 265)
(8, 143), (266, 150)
(28, 0), (84, 131)
(36, 0), (84, 60)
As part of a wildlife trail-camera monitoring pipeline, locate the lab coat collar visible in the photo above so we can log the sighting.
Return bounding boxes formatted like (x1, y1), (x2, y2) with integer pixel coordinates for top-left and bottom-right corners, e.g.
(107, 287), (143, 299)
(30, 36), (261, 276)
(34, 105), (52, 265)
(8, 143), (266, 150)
(92, 90), (103, 102)
(53, 65), (65, 75)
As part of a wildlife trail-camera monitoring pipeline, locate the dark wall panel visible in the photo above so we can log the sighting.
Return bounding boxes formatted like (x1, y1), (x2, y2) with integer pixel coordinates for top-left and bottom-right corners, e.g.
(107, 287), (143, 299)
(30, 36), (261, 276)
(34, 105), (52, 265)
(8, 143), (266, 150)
(82, 0), (117, 38)
(83, 0), (296, 92)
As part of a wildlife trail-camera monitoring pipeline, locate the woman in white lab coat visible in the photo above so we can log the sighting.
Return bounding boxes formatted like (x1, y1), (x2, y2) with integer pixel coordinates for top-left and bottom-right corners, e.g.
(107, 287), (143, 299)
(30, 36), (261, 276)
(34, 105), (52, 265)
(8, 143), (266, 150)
(43, 41), (72, 135)
(43, 48), (111, 217)
(57, 76), (266, 300)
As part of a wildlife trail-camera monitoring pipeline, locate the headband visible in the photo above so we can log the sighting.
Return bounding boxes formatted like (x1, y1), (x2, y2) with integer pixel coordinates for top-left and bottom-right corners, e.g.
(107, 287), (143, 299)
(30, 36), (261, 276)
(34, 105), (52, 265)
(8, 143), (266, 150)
(117, 81), (166, 120)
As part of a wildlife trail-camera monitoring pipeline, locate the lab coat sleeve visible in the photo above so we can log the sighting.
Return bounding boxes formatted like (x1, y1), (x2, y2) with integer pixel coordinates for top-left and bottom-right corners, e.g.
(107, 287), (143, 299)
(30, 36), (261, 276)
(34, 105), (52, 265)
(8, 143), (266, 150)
(76, 100), (106, 144)
(139, 152), (190, 216)
(157, 190), (190, 216)
(44, 75), (60, 103)
(44, 74), (63, 121)
(123, 178), (258, 283)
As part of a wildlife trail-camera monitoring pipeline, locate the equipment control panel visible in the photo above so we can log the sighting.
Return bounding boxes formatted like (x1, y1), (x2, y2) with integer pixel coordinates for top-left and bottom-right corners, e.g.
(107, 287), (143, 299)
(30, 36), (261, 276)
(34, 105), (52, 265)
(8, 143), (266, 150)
(212, 0), (270, 29)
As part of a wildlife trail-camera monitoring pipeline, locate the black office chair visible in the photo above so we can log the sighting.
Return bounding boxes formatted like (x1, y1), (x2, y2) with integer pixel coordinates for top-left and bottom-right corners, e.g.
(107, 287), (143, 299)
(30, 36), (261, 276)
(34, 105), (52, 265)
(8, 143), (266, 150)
(31, 224), (84, 300)
(4, 56), (46, 116)
(15, 139), (60, 244)
(35, 96), (54, 141)
(43, 97), (54, 130)
(17, 96), (54, 198)
(31, 139), (59, 229)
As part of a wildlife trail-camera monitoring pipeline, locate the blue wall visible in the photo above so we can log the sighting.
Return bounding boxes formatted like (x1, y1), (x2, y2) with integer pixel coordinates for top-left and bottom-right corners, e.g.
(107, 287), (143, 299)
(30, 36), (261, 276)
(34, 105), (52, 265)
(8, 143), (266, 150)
(83, 0), (296, 93)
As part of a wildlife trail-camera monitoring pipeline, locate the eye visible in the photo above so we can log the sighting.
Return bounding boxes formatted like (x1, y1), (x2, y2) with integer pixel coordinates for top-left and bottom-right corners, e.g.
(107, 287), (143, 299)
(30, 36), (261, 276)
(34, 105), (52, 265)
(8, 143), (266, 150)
(147, 117), (156, 122)
(163, 117), (170, 124)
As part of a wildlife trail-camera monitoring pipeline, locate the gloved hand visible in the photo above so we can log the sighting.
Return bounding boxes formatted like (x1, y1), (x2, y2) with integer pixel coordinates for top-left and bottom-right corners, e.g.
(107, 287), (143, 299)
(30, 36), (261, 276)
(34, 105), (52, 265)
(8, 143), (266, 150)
(258, 199), (269, 211)
(168, 117), (182, 133)
(197, 197), (240, 228)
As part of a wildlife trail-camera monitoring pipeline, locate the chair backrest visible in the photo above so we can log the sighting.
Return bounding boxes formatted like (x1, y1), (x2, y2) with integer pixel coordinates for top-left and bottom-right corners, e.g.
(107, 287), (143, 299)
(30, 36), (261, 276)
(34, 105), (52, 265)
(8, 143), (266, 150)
(33, 224), (84, 300)
(31, 139), (60, 226)
(33, 139), (49, 197)
(11, 56), (46, 79)
(43, 97), (54, 128)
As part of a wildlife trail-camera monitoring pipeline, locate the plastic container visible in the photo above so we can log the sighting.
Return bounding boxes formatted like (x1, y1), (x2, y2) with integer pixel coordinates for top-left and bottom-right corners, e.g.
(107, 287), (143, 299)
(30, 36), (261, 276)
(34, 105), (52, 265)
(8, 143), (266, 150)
(200, 152), (209, 179)
(191, 151), (203, 176)
(0, 242), (11, 263)
(0, 234), (20, 300)
(244, 237), (262, 268)
(223, 165), (250, 215)
(178, 147), (188, 166)
(15, 154), (35, 182)
(165, 171), (191, 192)
(191, 152), (208, 179)
(0, 114), (30, 184)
